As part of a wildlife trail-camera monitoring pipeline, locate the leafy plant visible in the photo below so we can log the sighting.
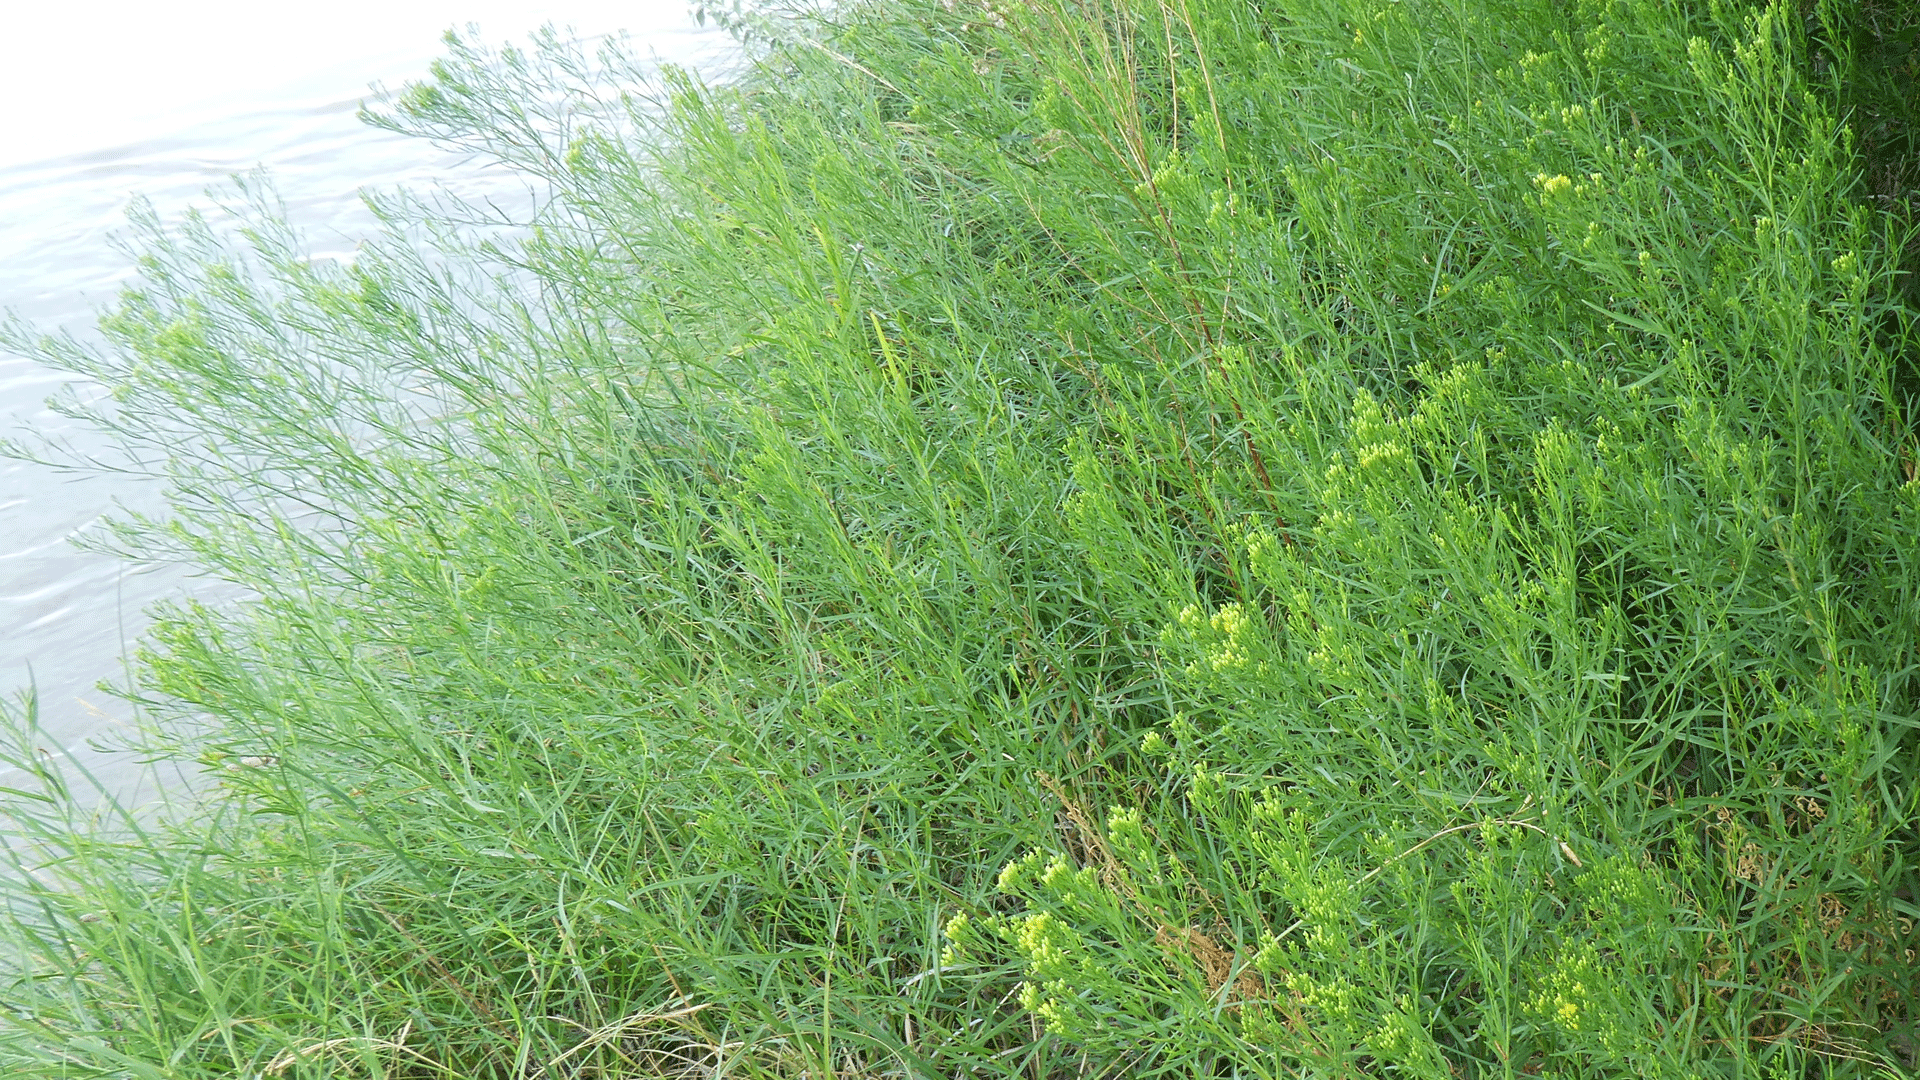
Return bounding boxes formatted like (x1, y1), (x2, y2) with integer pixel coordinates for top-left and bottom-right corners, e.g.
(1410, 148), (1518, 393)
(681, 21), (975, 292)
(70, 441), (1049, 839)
(1, 0), (1914, 1075)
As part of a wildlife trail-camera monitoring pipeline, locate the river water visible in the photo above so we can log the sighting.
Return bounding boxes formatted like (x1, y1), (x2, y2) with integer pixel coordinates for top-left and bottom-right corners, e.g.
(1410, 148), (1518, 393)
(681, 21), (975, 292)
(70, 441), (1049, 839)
(0, 1), (730, 802)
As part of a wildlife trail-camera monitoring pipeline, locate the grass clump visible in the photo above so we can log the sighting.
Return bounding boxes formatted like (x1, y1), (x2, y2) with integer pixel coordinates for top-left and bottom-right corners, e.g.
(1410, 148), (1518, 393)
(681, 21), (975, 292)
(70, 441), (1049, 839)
(1, 0), (1917, 1075)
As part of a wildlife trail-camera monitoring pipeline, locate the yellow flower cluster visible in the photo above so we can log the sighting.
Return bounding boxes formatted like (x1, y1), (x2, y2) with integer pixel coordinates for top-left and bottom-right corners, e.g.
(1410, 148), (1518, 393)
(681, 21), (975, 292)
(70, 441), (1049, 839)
(1172, 601), (1261, 673)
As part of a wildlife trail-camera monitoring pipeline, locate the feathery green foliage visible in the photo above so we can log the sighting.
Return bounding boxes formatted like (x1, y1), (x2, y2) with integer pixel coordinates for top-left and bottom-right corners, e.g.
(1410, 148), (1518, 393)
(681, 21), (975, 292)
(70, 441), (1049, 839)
(2, 0), (1916, 1075)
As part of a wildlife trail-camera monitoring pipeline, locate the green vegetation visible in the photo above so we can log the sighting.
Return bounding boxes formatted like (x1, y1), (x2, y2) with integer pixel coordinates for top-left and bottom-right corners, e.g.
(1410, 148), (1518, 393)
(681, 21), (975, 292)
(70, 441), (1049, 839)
(1816, 0), (1917, 311)
(2, 0), (1917, 1074)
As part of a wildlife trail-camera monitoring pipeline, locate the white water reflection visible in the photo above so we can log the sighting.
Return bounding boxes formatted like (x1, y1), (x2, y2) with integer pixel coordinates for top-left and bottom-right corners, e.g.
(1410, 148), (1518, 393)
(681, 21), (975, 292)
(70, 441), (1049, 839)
(0, 1), (729, 798)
